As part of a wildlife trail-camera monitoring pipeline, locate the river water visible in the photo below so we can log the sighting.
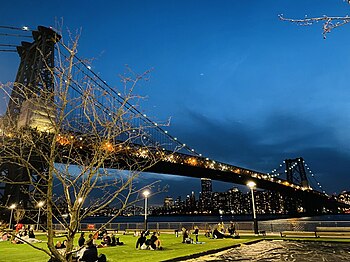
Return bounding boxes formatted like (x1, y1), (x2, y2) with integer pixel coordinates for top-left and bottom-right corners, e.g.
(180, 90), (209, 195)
(82, 214), (350, 224)
(185, 240), (350, 261)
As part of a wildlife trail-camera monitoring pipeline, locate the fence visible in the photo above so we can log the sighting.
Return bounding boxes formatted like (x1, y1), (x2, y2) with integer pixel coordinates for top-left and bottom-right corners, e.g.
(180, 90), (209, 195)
(49, 220), (350, 233)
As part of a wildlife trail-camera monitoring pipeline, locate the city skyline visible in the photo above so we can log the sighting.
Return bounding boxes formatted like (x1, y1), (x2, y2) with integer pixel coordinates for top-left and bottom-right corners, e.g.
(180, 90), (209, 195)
(1, 0), (350, 200)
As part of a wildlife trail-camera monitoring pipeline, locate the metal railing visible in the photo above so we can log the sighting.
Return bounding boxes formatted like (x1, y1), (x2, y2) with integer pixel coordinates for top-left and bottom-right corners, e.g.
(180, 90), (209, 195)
(48, 220), (350, 233)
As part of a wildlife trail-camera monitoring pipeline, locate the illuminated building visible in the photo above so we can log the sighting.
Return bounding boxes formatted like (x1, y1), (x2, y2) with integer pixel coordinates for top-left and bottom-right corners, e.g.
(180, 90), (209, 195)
(200, 178), (212, 211)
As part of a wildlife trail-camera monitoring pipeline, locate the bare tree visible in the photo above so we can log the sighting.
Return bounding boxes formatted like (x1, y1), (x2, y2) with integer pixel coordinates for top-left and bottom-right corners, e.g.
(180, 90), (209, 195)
(0, 29), (173, 262)
(279, 1), (350, 38)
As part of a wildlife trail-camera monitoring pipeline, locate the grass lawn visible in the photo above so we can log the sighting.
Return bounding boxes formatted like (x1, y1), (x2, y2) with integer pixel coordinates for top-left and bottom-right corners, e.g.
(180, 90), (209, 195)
(3, 233), (349, 262)
(0, 233), (259, 262)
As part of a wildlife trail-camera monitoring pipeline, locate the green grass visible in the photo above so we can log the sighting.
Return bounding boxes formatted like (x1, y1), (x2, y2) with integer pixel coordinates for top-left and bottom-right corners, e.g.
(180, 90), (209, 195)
(0, 233), (258, 262)
(3, 233), (350, 262)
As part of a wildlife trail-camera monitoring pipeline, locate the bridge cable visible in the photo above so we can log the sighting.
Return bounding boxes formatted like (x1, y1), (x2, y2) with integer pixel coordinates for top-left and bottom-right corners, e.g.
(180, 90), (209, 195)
(57, 42), (199, 156)
(303, 161), (327, 194)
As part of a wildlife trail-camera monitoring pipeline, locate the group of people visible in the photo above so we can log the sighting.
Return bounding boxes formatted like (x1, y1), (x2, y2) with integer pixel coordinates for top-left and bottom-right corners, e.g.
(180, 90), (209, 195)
(181, 226), (200, 244)
(207, 222), (239, 239)
(70, 232), (107, 262)
(12, 227), (42, 244)
(179, 222), (238, 243)
(135, 230), (162, 250)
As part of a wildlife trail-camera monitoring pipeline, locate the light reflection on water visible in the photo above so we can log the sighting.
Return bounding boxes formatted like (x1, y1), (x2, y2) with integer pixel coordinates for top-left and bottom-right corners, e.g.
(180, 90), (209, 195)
(200, 241), (350, 261)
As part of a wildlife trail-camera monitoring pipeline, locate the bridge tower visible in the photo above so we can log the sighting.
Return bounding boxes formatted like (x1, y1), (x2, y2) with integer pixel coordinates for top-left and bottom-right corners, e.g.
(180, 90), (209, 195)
(0, 26), (61, 210)
(285, 157), (309, 188)
(283, 157), (309, 214)
(5, 26), (61, 127)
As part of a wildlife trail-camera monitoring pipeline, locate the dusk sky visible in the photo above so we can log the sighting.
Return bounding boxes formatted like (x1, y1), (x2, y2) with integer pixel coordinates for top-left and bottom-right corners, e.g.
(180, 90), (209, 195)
(1, 0), (350, 203)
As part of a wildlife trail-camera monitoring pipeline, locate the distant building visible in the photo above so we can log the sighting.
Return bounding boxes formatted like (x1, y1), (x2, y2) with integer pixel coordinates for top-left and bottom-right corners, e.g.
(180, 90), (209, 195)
(200, 178), (212, 211)
(163, 196), (174, 208)
(339, 191), (350, 205)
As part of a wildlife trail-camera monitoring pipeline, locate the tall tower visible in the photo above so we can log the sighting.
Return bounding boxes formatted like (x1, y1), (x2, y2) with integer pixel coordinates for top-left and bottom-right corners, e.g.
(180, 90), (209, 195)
(285, 157), (309, 188)
(201, 178), (212, 212)
(1, 26), (61, 209)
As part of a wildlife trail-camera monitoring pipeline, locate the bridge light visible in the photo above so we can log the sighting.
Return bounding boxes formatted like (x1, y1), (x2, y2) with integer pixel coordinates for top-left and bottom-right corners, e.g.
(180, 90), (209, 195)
(164, 131), (168, 133)
(22, 26), (29, 31)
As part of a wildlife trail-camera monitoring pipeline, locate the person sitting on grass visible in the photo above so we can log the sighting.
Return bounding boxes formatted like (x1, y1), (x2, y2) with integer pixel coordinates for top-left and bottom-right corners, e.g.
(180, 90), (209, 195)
(101, 233), (111, 246)
(55, 241), (61, 249)
(181, 227), (188, 243)
(228, 222), (236, 236)
(212, 228), (225, 239)
(116, 237), (124, 246)
(149, 232), (162, 250)
(79, 239), (98, 262)
(28, 228), (35, 238)
(111, 234), (116, 246)
(136, 232), (146, 249)
(78, 232), (85, 247)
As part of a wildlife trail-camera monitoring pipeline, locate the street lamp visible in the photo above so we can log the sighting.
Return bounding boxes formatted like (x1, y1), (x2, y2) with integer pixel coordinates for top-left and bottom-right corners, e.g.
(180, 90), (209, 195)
(247, 181), (258, 234)
(143, 190), (150, 230)
(36, 201), (44, 231)
(8, 204), (16, 230)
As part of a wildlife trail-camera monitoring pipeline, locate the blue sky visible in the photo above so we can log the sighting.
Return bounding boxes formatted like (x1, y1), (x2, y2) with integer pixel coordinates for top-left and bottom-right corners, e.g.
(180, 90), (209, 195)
(1, 0), (350, 203)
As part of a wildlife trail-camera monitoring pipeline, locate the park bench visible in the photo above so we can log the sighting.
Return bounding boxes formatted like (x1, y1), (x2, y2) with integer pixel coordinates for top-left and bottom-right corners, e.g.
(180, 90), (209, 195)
(315, 227), (350, 238)
(280, 231), (317, 238)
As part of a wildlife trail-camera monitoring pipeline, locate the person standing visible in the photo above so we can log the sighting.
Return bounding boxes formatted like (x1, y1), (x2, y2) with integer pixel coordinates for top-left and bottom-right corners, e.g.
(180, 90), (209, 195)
(193, 226), (199, 242)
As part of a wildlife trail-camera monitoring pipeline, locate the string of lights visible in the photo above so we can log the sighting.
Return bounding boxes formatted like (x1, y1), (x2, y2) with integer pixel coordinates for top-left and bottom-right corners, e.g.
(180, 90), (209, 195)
(303, 160), (327, 194)
(57, 41), (202, 157)
(267, 160), (285, 178)
(268, 159), (327, 195)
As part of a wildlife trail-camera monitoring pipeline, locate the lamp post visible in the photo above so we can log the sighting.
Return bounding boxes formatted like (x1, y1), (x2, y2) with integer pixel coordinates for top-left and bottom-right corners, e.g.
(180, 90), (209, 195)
(36, 201), (44, 231)
(143, 190), (150, 230)
(8, 204), (16, 230)
(247, 181), (258, 235)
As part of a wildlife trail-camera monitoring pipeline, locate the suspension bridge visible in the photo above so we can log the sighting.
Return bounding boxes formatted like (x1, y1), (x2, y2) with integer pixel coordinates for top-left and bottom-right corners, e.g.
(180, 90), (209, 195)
(0, 25), (347, 215)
